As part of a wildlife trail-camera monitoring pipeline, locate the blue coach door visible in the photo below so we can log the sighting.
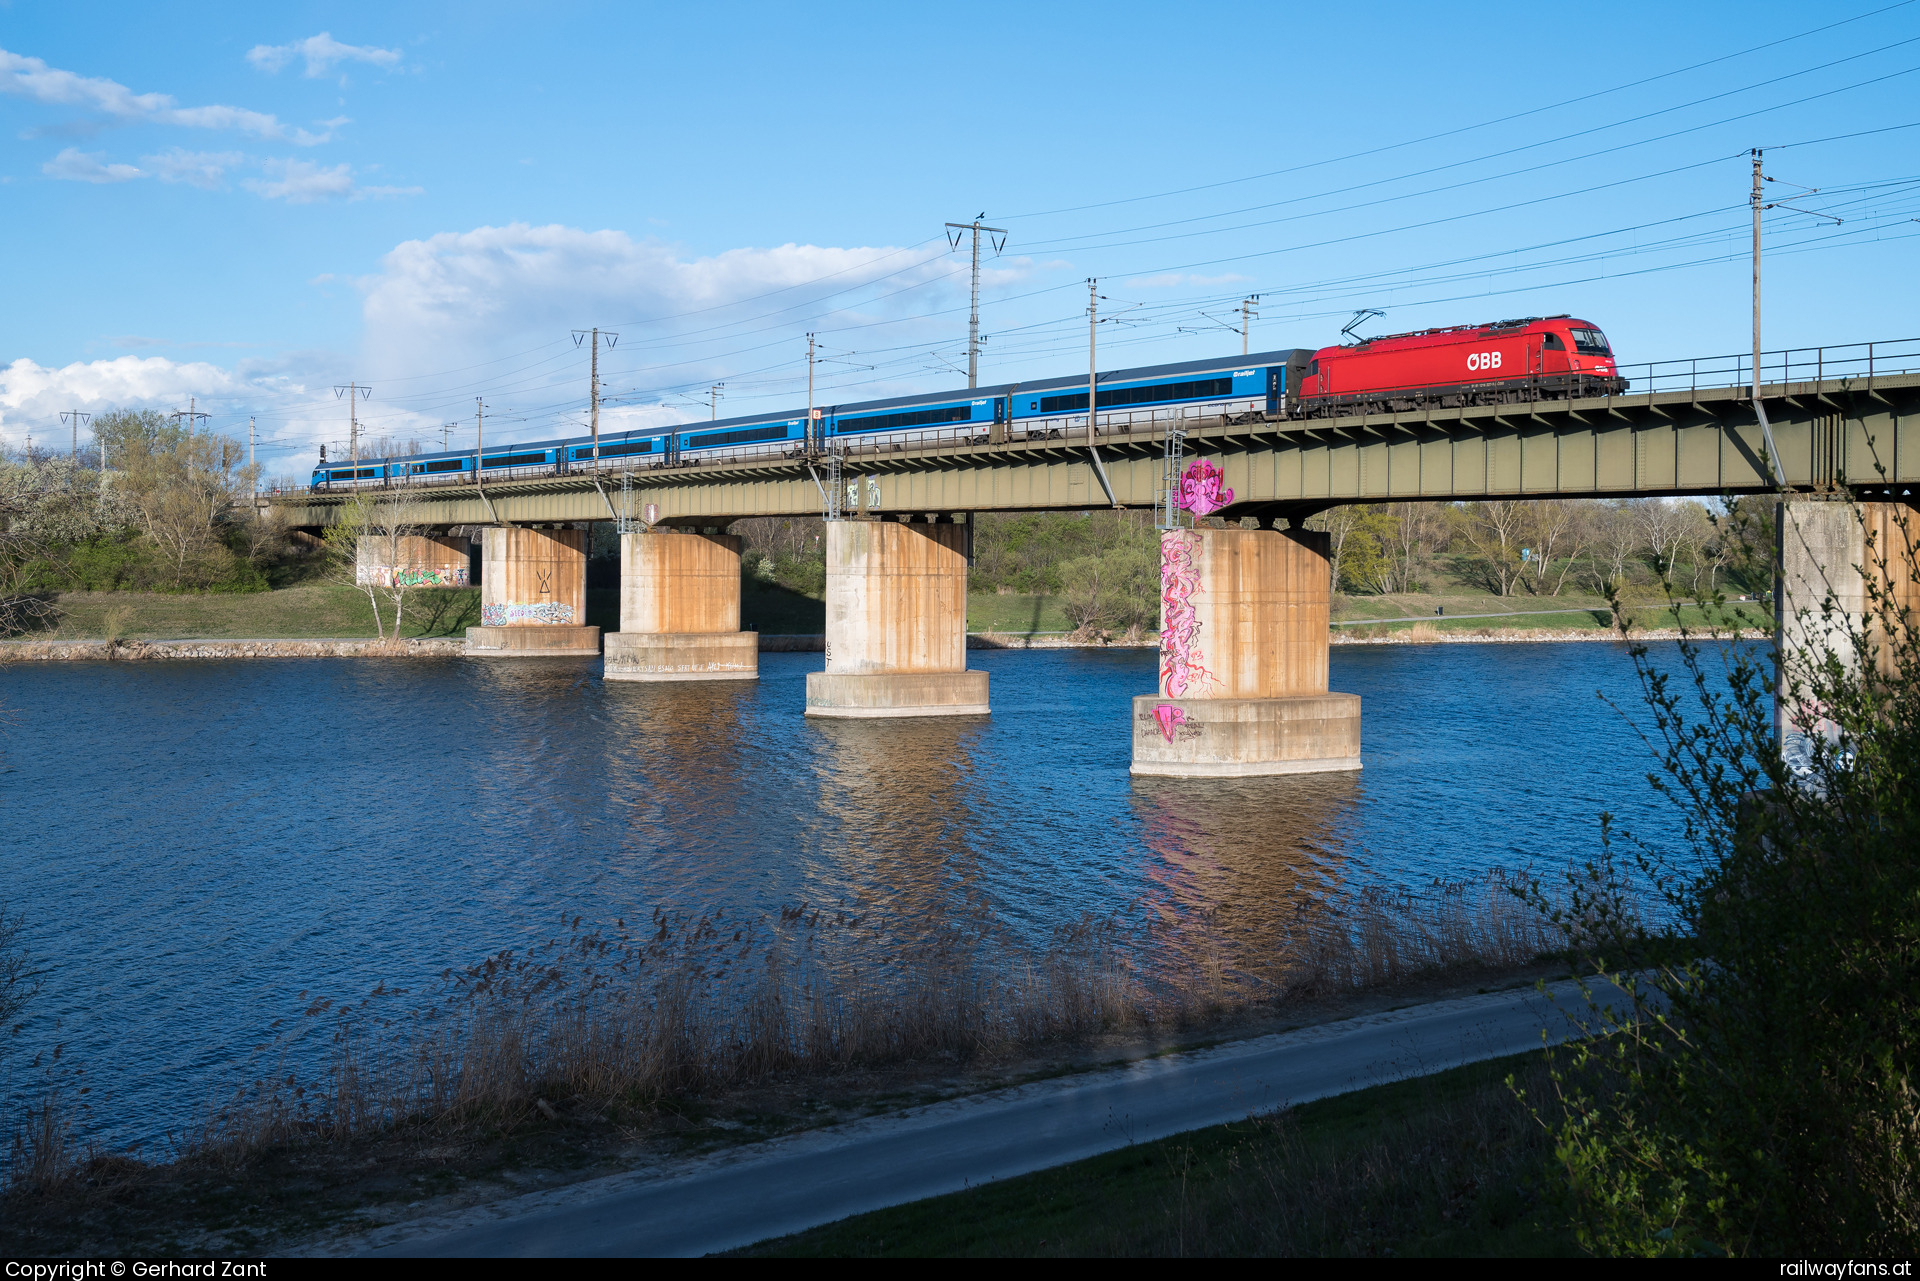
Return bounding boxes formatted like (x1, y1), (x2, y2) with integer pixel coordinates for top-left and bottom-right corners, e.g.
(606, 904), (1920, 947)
(1267, 367), (1283, 415)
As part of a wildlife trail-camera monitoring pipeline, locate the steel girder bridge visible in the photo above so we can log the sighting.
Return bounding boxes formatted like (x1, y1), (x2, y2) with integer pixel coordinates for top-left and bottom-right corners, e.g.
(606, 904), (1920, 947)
(269, 358), (1920, 531)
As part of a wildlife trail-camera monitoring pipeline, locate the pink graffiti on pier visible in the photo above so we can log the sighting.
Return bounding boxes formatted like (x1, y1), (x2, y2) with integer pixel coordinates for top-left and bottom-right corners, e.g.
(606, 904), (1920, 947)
(1152, 703), (1187, 743)
(1177, 457), (1233, 516)
(1158, 529), (1215, 697)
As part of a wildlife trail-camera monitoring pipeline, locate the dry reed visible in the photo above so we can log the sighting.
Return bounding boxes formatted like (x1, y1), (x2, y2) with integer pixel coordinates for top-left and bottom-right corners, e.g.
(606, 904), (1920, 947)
(7, 871), (1586, 1187)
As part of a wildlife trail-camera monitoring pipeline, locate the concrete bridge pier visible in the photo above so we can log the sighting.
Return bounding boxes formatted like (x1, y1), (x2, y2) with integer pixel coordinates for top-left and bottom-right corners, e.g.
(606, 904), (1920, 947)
(465, 525), (601, 657)
(1131, 525), (1361, 777)
(1775, 499), (1919, 736)
(604, 528), (758, 681)
(805, 516), (989, 718)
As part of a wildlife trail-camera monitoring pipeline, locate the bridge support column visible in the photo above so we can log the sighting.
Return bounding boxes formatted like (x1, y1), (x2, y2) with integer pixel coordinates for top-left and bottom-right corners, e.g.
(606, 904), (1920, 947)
(465, 525), (600, 657)
(805, 518), (988, 718)
(1131, 526), (1360, 776)
(1776, 499), (1919, 736)
(604, 529), (757, 681)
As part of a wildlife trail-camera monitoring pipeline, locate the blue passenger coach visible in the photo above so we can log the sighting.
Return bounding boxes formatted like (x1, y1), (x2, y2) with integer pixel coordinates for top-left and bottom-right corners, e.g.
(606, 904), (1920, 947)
(309, 349), (1312, 489)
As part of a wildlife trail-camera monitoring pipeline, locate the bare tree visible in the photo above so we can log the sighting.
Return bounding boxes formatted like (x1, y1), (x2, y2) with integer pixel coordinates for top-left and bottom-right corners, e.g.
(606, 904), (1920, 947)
(1634, 498), (1692, 577)
(1461, 500), (1529, 596)
(1523, 499), (1590, 596)
(1384, 503), (1445, 595)
(1590, 500), (1645, 593)
(323, 493), (426, 643)
(1309, 506), (1365, 595)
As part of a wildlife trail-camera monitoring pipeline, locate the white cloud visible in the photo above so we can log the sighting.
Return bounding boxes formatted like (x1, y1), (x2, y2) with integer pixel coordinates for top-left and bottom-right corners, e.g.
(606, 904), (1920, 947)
(0, 45), (334, 143)
(243, 158), (354, 203)
(355, 223), (960, 405)
(246, 33), (401, 78)
(143, 148), (243, 189)
(241, 157), (420, 203)
(0, 355), (241, 448)
(41, 147), (143, 183)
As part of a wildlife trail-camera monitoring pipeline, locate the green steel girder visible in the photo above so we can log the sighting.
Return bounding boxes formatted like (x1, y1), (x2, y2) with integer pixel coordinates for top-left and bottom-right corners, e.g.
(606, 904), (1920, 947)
(270, 374), (1920, 527)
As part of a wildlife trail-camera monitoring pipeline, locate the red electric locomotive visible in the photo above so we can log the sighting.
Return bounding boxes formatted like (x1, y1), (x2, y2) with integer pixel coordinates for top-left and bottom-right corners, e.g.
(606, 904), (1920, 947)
(1296, 315), (1626, 416)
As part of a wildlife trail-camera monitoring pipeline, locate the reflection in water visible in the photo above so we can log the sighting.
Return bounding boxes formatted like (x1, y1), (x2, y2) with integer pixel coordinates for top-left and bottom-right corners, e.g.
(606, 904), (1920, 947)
(3, 643), (1709, 1146)
(1130, 772), (1362, 977)
(801, 716), (993, 954)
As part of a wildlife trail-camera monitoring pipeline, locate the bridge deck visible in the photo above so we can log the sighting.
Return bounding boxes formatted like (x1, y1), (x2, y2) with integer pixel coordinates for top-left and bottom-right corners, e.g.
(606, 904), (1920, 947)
(270, 373), (1920, 527)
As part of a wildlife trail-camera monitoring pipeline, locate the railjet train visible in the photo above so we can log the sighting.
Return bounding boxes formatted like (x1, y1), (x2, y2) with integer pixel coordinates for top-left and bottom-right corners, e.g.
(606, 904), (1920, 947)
(309, 315), (1620, 489)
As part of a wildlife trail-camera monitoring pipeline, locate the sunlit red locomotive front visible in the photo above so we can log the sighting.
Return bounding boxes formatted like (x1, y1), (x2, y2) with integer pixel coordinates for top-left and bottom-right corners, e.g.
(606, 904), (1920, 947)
(1296, 315), (1626, 415)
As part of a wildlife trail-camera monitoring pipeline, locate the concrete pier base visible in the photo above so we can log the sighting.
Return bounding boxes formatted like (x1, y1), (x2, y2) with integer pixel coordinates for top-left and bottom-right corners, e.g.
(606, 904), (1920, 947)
(609, 529), (758, 682)
(1131, 518), (1361, 778)
(1129, 693), (1361, 776)
(606, 630), (758, 681)
(806, 518), (986, 719)
(466, 526), (595, 657)
(805, 670), (990, 718)
(466, 624), (601, 656)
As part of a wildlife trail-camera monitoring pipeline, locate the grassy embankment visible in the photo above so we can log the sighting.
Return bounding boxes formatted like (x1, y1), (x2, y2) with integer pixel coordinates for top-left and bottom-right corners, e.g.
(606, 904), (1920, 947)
(738, 1049), (1573, 1258)
(30, 582), (1759, 643)
(1331, 590), (1763, 638)
(34, 583), (1069, 641)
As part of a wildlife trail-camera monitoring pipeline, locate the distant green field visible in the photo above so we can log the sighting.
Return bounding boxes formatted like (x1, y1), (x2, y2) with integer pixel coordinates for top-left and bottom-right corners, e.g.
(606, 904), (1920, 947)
(967, 593), (1073, 635)
(31, 585), (1765, 642)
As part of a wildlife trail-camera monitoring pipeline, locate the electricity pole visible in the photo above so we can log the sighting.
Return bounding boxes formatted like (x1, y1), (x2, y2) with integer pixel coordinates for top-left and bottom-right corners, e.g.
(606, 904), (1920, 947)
(1239, 295), (1261, 356)
(476, 397), (485, 467)
(572, 328), (619, 464)
(1748, 149), (1837, 486)
(248, 416), (257, 482)
(170, 397), (210, 435)
(1087, 278), (1100, 435)
(440, 423), (456, 450)
(945, 216), (1007, 387)
(708, 383), (725, 420)
(60, 410), (91, 458)
(333, 383), (370, 464)
(807, 333), (817, 452)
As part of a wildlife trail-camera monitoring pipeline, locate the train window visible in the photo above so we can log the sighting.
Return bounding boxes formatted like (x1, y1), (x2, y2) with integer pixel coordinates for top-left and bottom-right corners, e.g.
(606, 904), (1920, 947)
(1308, 360), (1319, 376)
(424, 458), (464, 473)
(689, 423), (787, 449)
(1542, 333), (1565, 351)
(834, 405), (970, 434)
(482, 452), (548, 467)
(1571, 328), (1611, 355)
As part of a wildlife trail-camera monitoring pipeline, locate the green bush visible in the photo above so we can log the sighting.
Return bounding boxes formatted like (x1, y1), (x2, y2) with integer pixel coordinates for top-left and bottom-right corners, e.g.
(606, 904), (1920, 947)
(1528, 501), (1919, 1256)
(34, 532), (269, 594)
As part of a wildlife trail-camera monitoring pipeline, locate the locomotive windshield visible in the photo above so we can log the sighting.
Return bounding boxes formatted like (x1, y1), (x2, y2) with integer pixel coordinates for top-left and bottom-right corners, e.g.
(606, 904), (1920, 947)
(1571, 327), (1612, 355)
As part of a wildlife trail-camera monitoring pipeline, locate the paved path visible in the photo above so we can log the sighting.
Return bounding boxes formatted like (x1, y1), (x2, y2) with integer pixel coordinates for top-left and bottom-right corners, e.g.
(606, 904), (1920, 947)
(361, 978), (1625, 1258)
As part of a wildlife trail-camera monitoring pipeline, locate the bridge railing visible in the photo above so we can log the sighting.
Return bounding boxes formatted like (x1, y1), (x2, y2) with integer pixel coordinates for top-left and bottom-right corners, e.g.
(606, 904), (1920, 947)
(1615, 337), (1920, 398)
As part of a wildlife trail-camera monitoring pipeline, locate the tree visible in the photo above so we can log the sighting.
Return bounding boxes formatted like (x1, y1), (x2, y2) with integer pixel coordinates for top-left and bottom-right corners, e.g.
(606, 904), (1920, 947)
(322, 493), (428, 642)
(1522, 499), (1589, 596)
(1460, 500), (1529, 596)
(1527, 500), (1920, 1255)
(0, 453), (130, 633)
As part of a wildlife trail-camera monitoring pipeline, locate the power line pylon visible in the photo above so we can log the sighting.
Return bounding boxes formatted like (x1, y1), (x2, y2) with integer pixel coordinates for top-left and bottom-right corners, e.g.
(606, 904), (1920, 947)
(572, 327), (620, 465)
(170, 397), (210, 435)
(1239, 295), (1261, 356)
(945, 215), (1007, 388)
(60, 409), (91, 459)
(333, 383), (370, 463)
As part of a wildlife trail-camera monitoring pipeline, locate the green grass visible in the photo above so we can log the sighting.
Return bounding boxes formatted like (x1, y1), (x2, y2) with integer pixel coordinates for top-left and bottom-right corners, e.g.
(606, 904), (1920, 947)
(967, 593), (1074, 635)
(735, 1050), (1578, 1258)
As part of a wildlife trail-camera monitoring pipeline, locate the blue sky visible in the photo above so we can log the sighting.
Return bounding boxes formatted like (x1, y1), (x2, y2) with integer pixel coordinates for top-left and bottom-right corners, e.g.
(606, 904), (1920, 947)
(2, 0), (1916, 474)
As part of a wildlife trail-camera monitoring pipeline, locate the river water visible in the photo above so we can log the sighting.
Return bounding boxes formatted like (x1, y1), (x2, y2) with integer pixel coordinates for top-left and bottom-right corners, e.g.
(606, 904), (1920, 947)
(2, 642), (1711, 1149)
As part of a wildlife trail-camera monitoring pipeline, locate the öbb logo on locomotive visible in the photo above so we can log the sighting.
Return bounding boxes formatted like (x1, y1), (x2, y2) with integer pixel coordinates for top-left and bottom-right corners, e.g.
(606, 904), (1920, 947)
(309, 314), (1626, 491)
